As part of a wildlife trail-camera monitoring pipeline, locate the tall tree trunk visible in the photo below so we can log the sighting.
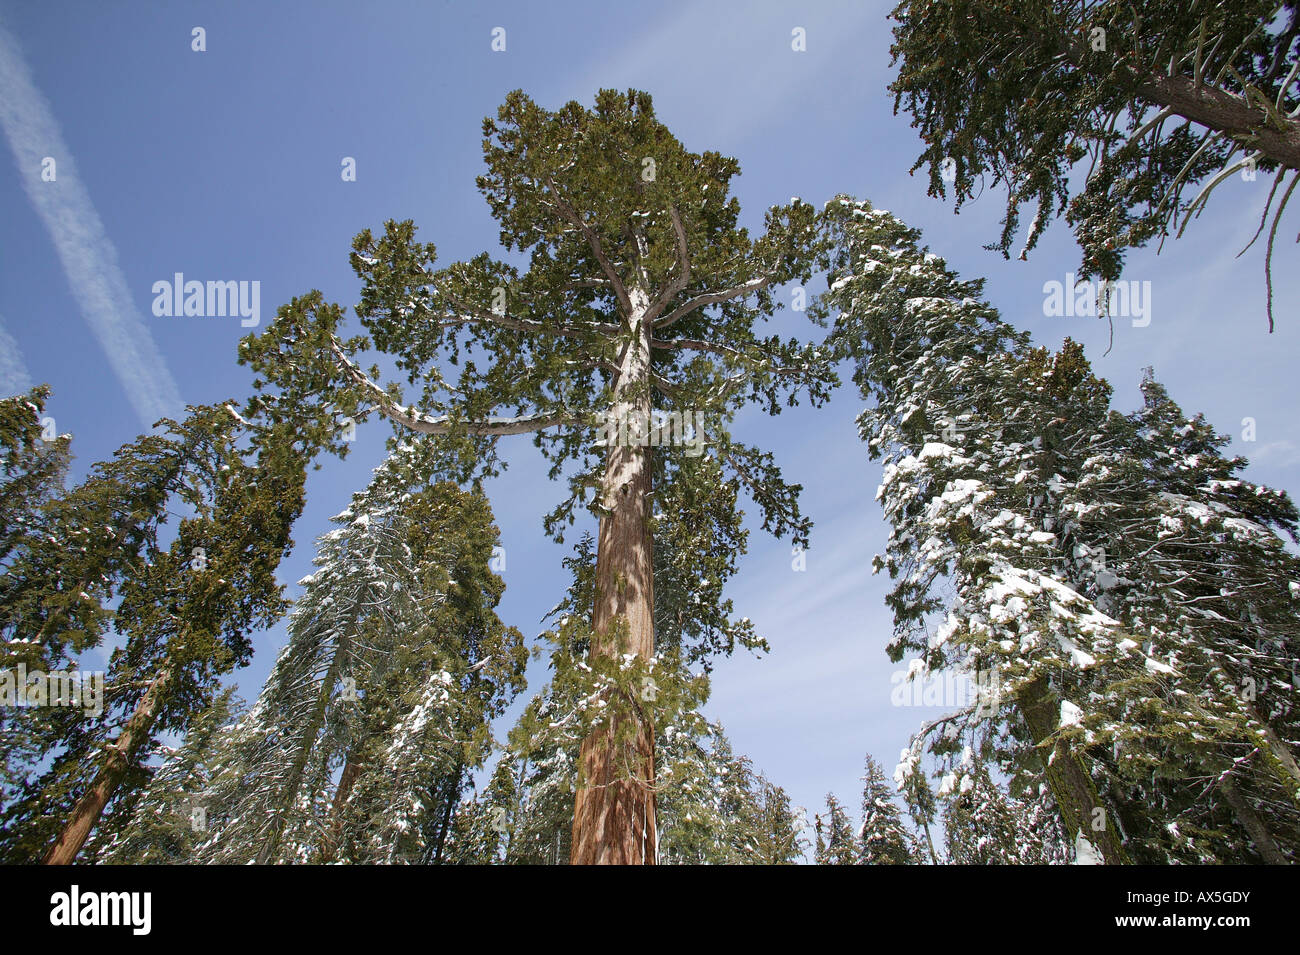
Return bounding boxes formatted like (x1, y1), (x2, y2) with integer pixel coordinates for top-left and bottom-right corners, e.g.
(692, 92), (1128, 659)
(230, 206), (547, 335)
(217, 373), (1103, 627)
(1019, 677), (1129, 864)
(430, 760), (464, 864)
(318, 746), (365, 863)
(571, 288), (657, 865)
(43, 663), (174, 865)
(1219, 775), (1288, 865)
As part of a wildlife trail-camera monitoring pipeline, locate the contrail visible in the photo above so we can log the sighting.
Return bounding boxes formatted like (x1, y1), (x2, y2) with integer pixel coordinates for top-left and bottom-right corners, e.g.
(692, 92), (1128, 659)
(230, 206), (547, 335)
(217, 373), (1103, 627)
(0, 19), (183, 429)
(0, 312), (33, 395)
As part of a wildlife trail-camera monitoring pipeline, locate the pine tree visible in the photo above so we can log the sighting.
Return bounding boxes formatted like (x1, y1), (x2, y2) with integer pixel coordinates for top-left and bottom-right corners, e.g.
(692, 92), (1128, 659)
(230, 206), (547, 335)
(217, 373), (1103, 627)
(942, 760), (1071, 864)
(0, 386), (70, 585)
(858, 753), (912, 864)
(241, 88), (831, 863)
(90, 689), (244, 864)
(742, 772), (807, 864)
(0, 386), (71, 798)
(0, 403), (310, 864)
(1057, 372), (1300, 861)
(818, 196), (1300, 864)
(814, 793), (857, 865)
(889, 0), (1300, 328)
(192, 445), (525, 865)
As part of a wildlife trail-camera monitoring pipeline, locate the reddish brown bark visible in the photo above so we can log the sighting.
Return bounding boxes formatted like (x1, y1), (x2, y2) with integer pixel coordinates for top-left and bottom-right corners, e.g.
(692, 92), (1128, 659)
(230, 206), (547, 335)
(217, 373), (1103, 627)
(570, 291), (658, 865)
(43, 664), (174, 865)
(318, 748), (365, 863)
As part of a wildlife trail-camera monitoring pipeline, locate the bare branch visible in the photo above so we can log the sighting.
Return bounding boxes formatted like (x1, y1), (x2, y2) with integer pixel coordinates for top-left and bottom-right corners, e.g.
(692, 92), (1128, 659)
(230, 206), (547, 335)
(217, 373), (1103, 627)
(328, 337), (578, 436)
(642, 205), (691, 326)
(652, 273), (775, 331)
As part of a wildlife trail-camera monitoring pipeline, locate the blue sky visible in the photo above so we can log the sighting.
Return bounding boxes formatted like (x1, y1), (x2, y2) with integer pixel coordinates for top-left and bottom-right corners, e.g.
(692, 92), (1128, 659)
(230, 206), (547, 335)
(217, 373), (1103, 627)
(2, 0), (1297, 847)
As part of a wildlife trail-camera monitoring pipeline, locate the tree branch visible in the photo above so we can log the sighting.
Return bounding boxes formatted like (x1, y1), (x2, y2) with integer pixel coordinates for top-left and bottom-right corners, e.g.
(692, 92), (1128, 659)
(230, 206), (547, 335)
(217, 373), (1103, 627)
(642, 205), (691, 326)
(543, 174), (634, 316)
(441, 298), (619, 341)
(328, 337), (578, 436)
(652, 273), (775, 331)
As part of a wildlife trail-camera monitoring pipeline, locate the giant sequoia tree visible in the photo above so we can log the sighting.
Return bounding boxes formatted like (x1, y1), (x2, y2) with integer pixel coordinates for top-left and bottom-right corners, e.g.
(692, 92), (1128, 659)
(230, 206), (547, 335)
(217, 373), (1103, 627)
(242, 88), (831, 863)
(890, 0), (1300, 327)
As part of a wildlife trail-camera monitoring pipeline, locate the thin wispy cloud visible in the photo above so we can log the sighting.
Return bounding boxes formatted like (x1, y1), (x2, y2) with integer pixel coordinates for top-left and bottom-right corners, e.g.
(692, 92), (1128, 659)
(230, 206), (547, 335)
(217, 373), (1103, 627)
(0, 19), (182, 428)
(0, 312), (33, 395)
(552, 0), (881, 148)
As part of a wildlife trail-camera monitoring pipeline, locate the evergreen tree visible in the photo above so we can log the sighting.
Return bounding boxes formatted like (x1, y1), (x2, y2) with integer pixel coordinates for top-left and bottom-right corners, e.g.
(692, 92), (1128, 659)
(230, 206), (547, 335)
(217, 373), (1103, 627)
(91, 689), (244, 864)
(889, 0), (1300, 327)
(819, 196), (1300, 864)
(0, 386), (71, 797)
(748, 774), (807, 864)
(0, 403), (309, 864)
(942, 760), (1071, 864)
(192, 445), (525, 865)
(858, 753), (913, 864)
(0, 385), (70, 583)
(241, 88), (831, 863)
(1057, 372), (1300, 861)
(478, 486), (792, 866)
(814, 793), (856, 865)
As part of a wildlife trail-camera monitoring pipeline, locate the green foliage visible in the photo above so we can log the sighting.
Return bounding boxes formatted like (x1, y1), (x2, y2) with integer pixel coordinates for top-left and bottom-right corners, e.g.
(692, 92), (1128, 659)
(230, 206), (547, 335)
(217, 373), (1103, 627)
(0, 401), (310, 862)
(822, 194), (1300, 863)
(890, 0), (1300, 325)
(182, 452), (526, 865)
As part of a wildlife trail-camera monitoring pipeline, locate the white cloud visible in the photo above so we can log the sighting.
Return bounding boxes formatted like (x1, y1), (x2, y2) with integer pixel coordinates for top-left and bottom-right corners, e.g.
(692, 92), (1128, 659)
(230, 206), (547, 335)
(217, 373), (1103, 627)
(0, 313), (33, 395)
(0, 20), (182, 428)
(1250, 439), (1300, 469)
(547, 0), (883, 148)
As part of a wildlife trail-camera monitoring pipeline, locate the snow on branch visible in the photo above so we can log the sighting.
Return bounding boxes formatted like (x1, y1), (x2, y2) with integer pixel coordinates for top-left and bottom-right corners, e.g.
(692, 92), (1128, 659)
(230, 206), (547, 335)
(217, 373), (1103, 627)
(652, 273), (775, 331)
(328, 335), (580, 436)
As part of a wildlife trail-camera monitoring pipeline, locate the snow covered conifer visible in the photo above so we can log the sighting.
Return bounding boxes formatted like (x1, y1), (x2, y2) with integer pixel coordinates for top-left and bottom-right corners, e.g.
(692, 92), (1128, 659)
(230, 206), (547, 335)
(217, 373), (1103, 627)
(814, 793), (856, 865)
(194, 446), (525, 864)
(858, 753), (912, 864)
(817, 197), (1299, 863)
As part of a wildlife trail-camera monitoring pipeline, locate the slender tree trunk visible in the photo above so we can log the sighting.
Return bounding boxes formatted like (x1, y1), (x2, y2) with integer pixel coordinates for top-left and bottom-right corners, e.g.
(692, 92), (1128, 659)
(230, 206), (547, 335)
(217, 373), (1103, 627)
(571, 288), (657, 865)
(920, 818), (940, 865)
(318, 746), (365, 863)
(1019, 677), (1129, 864)
(1219, 775), (1288, 865)
(430, 760), (464, 864)
(43, 663), (174, 865)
